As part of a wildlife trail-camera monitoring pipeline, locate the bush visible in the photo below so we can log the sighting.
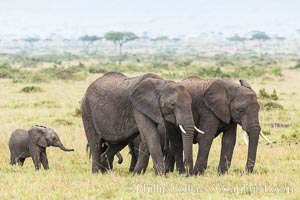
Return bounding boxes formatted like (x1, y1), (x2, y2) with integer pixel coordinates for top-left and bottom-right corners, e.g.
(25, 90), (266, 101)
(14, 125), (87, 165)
(174, 59), (193, 67)
(0, 63), (18, 78)
(54, 118), (74, 126)
(150, 61), (169, 69)
(270, 90), (279, 100)
(89, 66), (109, 74)
(73, 108), (81, 117)
(262, 130), (271, 136)
(264, 101), (283, 110)
(259, 88), (270, 99)
(40, 65), (87, 81)
(271, 66), (282, 76)
(20, 86), (43, 93)
(259, 88), (278, 100)
(231, 66), (266, 79)
(294, 61), (300, 69)
(196, 67), (230, 78)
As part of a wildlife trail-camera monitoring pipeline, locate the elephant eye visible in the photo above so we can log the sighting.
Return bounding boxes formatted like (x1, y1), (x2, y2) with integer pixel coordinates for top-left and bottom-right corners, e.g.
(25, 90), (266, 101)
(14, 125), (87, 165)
(237, 108), (244, 113)
(169, 102), (176, 109)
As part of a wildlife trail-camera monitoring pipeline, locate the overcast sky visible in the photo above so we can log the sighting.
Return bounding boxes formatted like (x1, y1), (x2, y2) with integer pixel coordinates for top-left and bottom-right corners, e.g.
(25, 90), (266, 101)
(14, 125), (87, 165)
(0, 0), (299, 38)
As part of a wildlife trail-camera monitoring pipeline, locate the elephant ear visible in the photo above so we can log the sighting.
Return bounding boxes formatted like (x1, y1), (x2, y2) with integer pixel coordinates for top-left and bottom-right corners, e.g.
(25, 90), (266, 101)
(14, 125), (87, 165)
(28, 126), (48, 148)
(130, 78), (165, 124)
(204, 80), (231, 124)
(239, 79), (252, 89)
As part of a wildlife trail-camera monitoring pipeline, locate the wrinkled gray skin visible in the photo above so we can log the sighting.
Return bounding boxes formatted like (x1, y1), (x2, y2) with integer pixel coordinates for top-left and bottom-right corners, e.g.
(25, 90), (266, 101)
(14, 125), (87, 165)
(128, 123), (171, 173)
(9, 126), (74, 170)
(86, 142), (124, 165)
(81, 72), (195, 176)
(176, 77), (261, 175)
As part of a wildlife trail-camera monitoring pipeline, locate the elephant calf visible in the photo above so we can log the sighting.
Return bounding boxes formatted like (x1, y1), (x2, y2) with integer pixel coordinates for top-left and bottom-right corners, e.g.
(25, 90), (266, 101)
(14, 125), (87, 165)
(9, 125), (74, 170)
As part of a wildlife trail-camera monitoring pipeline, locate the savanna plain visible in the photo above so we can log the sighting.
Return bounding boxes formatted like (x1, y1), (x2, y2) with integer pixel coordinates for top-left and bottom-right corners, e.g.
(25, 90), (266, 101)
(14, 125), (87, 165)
(0, 38), (299, 199)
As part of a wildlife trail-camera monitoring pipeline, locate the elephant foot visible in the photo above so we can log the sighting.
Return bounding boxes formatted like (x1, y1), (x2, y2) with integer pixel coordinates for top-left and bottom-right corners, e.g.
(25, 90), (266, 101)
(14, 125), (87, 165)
(217, 167), (229, 176)
(193, 168), (206, 176)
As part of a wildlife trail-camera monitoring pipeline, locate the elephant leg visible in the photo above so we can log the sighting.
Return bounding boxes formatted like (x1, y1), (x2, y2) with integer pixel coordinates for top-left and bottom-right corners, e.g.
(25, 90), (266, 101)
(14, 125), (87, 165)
(134, 110), (165, 175)
(194, 116), (220, 175)
(165, 147), (175, 173)
(19, 158), (26, 166)
(90, 143), (102, 173)
(218, 124), (237, 175)
(133, 141), (150, 174)
(102, 142), (127, 171)
(128, 137), (140, 172)
(10, 152), (17, 165)
(82, 111), (103, 173)
(168, 127), (185, 174)
(31, 151), (41, 170)
(40, 148), (49, 170)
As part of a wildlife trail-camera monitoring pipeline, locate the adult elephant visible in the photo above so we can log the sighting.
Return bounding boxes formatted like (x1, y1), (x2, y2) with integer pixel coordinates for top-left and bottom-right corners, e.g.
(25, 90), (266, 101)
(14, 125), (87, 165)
(176, 77), (271, 175)
(81, 72), (196, 176)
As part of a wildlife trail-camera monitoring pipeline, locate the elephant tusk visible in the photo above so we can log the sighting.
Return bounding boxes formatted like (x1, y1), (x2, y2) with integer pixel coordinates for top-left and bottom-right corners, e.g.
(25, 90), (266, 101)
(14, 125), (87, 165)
(242, 131), (249, 146)
(260, 131), (273, 144)
(194, 126), (204, 134)
(179, 124), (186, 134)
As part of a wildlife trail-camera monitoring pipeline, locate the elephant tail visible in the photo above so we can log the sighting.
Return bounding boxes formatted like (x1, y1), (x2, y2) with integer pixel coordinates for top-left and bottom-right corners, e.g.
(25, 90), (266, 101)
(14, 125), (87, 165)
(86, 143), (91, 159)
(116, 152), (123, 164)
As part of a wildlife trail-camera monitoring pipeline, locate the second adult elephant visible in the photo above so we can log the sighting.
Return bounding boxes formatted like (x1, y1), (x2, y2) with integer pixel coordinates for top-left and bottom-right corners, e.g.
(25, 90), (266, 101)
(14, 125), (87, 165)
(174, 77), (271, 175)
(81, 72), (196, 176)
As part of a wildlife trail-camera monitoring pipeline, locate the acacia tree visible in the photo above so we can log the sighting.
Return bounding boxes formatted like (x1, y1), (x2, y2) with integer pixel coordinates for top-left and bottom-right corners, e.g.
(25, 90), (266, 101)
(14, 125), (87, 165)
(23, 37), (40, 50)
(227, 34), (247, 53)
(79, 35), (102, 53)
(250, 31), (271, 56)
(104, 31), (138, 63)
(274, 35), (285, 53)
(151, 36), (169, 51)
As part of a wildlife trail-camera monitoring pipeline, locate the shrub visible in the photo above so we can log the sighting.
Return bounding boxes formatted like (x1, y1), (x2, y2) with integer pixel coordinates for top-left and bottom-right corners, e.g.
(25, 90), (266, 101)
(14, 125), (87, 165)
(270, 90), (279, 100)
(231, 66), (266, 78)
(89, 66), (109, 74)
(262, 130), (270, 136)
(264, 101), (283, 110)
(259, 88), (278, 100)
(20, 86), (43, 93)
(259, 88), (270, 99)
(73, 108), (81, 117)
(294, 61), (300, 69)
(54, 118), (74, 126)
(174, 59), (193, 67)
(150, 61), (169, 69)
(0, 63), (18, 78)
(30, 73), (50, 83)
(196, 67), (230, 78)
(40, 65), (87, 81)
(271, 66), (282, 76)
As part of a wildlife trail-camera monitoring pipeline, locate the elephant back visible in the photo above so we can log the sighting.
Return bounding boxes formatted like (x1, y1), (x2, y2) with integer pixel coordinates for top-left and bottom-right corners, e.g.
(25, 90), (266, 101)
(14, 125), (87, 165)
(82, 73), (162, 142)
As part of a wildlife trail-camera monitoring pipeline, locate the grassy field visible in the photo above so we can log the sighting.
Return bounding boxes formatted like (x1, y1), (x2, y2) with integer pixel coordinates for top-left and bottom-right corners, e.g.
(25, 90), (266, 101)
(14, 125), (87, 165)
(0, 67), (299, 199)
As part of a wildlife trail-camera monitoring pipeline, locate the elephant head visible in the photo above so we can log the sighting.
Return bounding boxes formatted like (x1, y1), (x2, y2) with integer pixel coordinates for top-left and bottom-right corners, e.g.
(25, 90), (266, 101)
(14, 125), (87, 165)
(28, 126), (74, 152)
(130, 78), (195, 175)
(204, 79), (270, 173)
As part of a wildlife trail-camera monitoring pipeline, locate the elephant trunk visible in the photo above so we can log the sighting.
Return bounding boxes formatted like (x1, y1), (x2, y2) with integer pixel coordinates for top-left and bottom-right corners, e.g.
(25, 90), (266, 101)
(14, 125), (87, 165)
(246, 126), (260, 173)
(56, 140), (74, 152)
(179, 121), (194, 176)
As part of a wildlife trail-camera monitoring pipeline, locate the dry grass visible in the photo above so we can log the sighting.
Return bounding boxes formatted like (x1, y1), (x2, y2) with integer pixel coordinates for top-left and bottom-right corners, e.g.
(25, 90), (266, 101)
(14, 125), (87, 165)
(0, 71), (299, 199)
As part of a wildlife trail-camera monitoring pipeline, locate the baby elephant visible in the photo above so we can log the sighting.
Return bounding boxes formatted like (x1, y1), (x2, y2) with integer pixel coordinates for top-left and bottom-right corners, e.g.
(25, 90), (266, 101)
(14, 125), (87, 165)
(9, 125), (74, 170)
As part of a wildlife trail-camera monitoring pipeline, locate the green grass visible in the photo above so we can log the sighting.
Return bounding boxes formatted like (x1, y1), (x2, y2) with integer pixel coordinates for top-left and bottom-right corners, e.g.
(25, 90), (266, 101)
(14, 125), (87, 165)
(0, 68), (299, 199)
